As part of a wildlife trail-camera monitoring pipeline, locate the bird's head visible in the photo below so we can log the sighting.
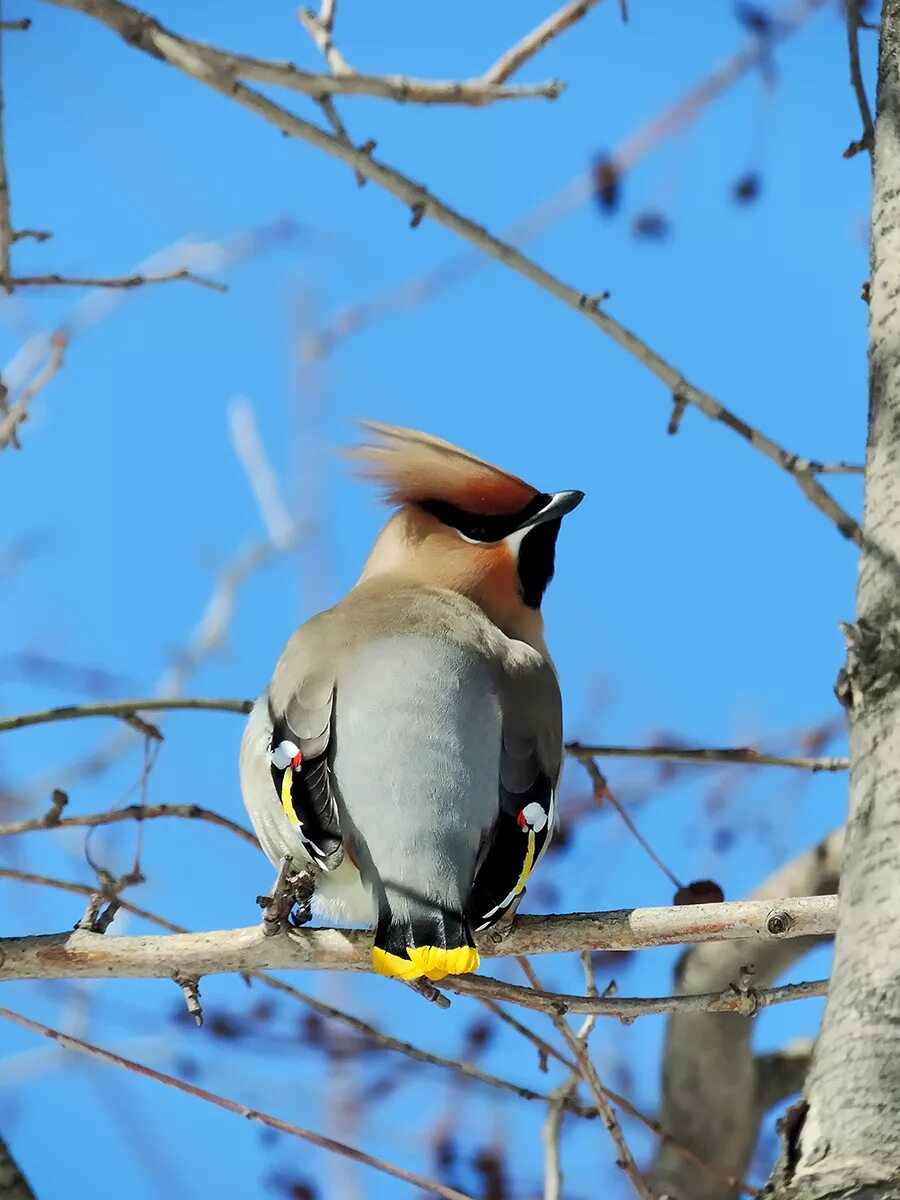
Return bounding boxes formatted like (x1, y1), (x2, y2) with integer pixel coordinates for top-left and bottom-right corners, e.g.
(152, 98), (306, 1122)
(347, 421), (583, 645)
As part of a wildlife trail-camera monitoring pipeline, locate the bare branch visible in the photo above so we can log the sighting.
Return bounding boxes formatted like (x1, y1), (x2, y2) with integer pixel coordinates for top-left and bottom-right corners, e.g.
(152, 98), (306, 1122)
(809, 460), (866, 475)
(582, 757), (684, 886)
(11, 227), (51, 242)
(0, 15), (11, 289)
(566, 741), (848, 772)
(483, 0), (603, 85)
(650, 828), (842, 1200)
(0, 801), (258, 846)
(302, 0), (825, 360)
(0, 329), (67, 450)
(0, 695), (851, 781)
(0, 1007), (477, 1200)
(0, 895), (838, 984)
(297, 4), (353, 75)
(845, 0), (874, 159)
(11, 268), (226, 290)
(520, 956), (653, 1200)
(0, 696), (252, 734)
(227, 397), (296, 548)
(450, 973), (826, 1020)
(0, 864), (797, 1189)
(40, 0), (858, 542)
(0, 18), (31, 30)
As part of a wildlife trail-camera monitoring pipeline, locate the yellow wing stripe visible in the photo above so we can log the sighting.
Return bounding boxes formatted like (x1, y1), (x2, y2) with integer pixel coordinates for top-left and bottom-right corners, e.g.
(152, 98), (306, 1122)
(280, 769), (300, 827)
(513, 829), (536, 898)
(372, 944), (480, 982)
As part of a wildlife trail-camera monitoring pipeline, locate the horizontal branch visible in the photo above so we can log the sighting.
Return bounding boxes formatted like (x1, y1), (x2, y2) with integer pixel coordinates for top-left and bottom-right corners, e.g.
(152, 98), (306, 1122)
(235, 56), (562, 103)
(0, 802), (258, 846)
(10, 268), (225, 290)
(451, 975), (827, 1020)
(0, 896), (837, 987)
(566, 741), (849, 772)
(0, 696), (252, 734)
(52, 4), (563, 105)
(38, 0), (860, 544)
(0, 696), (848, 776)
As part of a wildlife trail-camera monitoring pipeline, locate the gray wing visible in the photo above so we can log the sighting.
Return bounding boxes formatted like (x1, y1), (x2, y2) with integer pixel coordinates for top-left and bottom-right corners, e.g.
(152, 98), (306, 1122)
(261, 615), (343, 871)
(467, 651), (563, 931)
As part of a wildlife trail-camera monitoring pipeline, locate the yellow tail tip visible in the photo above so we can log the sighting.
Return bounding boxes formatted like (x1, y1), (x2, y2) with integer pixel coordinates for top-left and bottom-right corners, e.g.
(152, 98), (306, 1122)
(372, 944), (480, 982)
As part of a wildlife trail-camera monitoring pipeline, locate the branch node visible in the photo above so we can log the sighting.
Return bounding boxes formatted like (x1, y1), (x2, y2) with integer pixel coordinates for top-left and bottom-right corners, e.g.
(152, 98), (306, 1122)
(668, 392), (688, 435)
(409, 201), (426, 229)
(175, 975), (203, 1026)
(578, 290), (609, 312)
(766, 909), (794, 937)
(404, 978), (451, 1009)
(95, 899), (122, 933)
(44, 788), (68, 827)
(835, 617), (900, 712)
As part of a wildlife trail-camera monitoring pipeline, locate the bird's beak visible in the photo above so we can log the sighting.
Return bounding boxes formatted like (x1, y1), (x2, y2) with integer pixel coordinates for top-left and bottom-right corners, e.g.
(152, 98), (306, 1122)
(521, 490), (585, 530)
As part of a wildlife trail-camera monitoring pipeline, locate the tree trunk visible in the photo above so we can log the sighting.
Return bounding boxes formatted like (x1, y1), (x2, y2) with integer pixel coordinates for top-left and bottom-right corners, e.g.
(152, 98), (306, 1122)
(651, 832), (841, 1200)
(0, 1134), (35, 1200)
(764, 4), (900, 1197)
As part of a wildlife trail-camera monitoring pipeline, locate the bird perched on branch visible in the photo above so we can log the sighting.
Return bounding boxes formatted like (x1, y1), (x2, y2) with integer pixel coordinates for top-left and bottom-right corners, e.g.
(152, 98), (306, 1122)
(240, 422), (583, 981)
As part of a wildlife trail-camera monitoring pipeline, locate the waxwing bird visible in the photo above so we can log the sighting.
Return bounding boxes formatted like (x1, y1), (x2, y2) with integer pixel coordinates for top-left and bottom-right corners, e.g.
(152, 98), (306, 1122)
(240, 421), (583, 982)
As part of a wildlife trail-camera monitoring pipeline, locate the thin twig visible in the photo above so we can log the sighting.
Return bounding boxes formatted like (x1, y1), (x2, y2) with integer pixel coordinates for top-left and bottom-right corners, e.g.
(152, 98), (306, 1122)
(0, 696), (851, 776)
(519, 957), (654, 1200)
(0, 1008), (477, 1200)
(11, 268), (225, 290)
(297, 4), (353, 75)
(0, 801), (258, 846)
(227, 397), (296, 547)
(584, 758), (683, 888)
(845, 0), (874, 160)
(0, 696), (252, 734)
(0, 867), (184, 931)
(0, 17), (31, 29)
(0, 329), (67, 449)
(0, 9), (11, 289)
(54, 0), (859, 540)
(483, 0), (603, 85)
(11, 227), (51, 242)
(450, 973), (827, 1020)
(302, 0), (826, 361)
(809, 460), (865, 475)
(543, 953), (600, 1200)
(565, 741), (849, 772)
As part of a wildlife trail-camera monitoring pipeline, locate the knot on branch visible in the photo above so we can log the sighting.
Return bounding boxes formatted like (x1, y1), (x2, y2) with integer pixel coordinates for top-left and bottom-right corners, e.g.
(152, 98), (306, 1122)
(834, 617), (900, 712)
(766, 908), (794, 937)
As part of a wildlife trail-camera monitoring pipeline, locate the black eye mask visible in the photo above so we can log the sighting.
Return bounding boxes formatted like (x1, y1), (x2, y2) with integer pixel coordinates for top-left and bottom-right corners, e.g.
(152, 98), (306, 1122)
(418, 493), (552, 543)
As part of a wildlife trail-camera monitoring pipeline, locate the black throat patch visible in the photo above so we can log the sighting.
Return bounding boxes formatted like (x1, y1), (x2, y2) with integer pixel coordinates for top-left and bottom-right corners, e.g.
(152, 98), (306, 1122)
(517, 519), (561, 608)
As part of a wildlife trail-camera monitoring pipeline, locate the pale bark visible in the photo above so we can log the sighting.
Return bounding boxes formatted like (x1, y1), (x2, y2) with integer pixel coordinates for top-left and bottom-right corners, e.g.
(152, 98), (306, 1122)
(764, 5), (900, 1197)
(651, 830), (842, 1200)
(0, 897), (836, 984)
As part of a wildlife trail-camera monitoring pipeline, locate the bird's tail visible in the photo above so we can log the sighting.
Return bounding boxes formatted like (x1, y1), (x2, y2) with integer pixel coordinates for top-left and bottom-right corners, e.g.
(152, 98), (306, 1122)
(372, 890), (480, 981)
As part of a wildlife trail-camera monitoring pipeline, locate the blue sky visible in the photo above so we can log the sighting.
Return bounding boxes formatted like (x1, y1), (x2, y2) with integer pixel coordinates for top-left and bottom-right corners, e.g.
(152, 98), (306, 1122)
(0, 2), (871, 1197)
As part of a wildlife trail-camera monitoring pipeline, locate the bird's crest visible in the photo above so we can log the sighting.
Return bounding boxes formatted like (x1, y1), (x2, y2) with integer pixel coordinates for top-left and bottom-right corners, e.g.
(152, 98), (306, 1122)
(347, 420), (538, 516)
